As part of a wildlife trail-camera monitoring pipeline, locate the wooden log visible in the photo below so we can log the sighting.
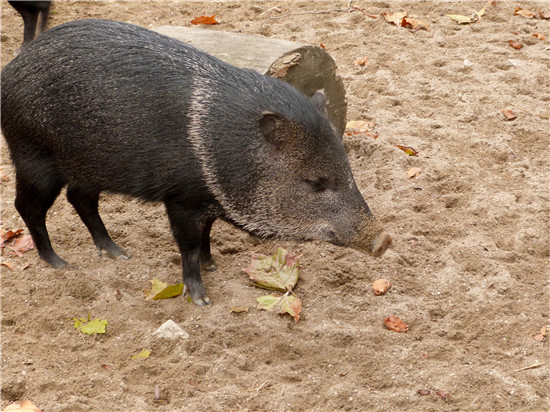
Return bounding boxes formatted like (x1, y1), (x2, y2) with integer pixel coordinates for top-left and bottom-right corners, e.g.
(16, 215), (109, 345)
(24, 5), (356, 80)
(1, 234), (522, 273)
(154, 26), (347, 137)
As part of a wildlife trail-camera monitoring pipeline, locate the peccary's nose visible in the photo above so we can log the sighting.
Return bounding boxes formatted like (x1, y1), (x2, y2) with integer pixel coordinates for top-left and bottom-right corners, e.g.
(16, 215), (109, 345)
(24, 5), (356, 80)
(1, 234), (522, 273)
(371, 232), (392, 257)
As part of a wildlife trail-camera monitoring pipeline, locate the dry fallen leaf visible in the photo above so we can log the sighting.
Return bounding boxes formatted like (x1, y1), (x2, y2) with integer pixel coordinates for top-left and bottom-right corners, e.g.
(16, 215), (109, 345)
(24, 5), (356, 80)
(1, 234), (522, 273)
(0, 169), (9, 182)
(539, 10), (550, 19)
(230, 306), (250, 314)
(508, 40), (523, 50)
(402, 17), (429, 31)
(382, 11), (408, 26)
(9, 236), (35, 257)
(514, 7), (536, 18)
(354, 57), (369, 66)
(436, 390), (450, 400)
(1, 229), (24, 247)
(407, 167), (421, 179)
(319, 43), (328, 50)
(2, 400), (42, 412)
(345, 120), (378, 139)
(244, 248), (300, 292)
(502, 109), (517, 121)
(257, 292), (302, 322)
(2, 261), (15, 271)
(384, 315), (409, 333)
(417, 389), (431, 395)
(532, 33), (546, 41)
(446, 14), (477, 24)
(372, 278), (392, 295)
(191, 15), (219, 25)
(396, 145), (418, 156)
(534, 325), (547, 342)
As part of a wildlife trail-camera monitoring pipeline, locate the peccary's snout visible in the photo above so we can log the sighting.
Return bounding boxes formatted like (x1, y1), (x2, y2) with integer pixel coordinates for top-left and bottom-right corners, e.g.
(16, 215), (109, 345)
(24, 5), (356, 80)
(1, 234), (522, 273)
(371, 232), (392, 257)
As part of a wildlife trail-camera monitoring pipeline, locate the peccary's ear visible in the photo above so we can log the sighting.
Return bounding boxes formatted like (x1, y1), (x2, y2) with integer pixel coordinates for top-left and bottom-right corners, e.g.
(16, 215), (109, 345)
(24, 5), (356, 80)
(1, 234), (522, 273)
(310, 89), (327, 111)
(259, 112), (296, 149)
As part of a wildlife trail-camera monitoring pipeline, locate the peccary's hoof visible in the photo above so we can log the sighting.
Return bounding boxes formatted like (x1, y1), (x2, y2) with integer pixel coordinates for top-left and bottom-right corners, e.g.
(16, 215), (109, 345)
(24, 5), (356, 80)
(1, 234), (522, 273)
(371, 232), (392, 257)
(44, 254), (70, 269)
(193, 296), (212, 306)
(202, 262), (218, 272)
(98, 244), (132, 260)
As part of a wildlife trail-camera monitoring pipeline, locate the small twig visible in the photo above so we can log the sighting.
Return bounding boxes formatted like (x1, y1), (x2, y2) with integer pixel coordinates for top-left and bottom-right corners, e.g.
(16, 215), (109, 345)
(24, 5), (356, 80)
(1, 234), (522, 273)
(510, 103), (549, 119)
(261, 8), (351, 30)
(514, 362), (545, 372)
(256, 381), (268, 391)
(259, 1), (288, 16)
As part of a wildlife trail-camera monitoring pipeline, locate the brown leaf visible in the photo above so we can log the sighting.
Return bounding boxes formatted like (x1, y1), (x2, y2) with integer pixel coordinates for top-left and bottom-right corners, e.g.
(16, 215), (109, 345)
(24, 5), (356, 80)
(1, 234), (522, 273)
(2, 400), (42, 412)
(382, 11), (408, 26)
(2, 261), (15, 271)
(508, 40), (523, 50)
(502, 109), (517, 121)
(319, 43), (327, 50)
(1, 229), (24, 246)
(230, 306), (250, 314)
(514, 7), (536, 18)
(0, 169), (10, 182)
(354, 57), (369, 66)
(539, 10), (550, 19)
(417, 389), (431, 395)
(191, 15), (219, 25)
(383, 315), (409, 333)
(532, 33), (546, 41)
(372, 278), (392, 295)
(436, 390), (450, 400)
(406, 167), (421, 179)
(396, 145), (418, 156)
(345, 120), (378, 139)
(9, 235), (35, 257)
(402, 17), (429, 31)
(534, 325), (547, 342)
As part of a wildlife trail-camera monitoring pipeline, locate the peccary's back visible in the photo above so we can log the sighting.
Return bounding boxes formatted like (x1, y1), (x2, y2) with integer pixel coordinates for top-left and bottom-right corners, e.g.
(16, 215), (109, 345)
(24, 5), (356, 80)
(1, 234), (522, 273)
(1, 19), (324, 201)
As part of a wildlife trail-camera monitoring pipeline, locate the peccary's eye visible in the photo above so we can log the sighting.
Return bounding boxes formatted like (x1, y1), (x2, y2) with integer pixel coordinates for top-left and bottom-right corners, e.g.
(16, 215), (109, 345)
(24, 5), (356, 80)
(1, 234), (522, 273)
(305, 177), (331, 192)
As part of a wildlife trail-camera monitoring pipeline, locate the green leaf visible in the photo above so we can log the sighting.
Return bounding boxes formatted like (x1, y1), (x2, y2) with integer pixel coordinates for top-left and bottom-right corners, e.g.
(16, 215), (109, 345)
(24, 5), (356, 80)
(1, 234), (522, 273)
(244, 248), (300, 292)
(256, 294), (282, 312)
(132, 349), (151, 360)
(257, 292), (302, 322)
(72, 317), (108, 335)
(153, 283), (184, 300)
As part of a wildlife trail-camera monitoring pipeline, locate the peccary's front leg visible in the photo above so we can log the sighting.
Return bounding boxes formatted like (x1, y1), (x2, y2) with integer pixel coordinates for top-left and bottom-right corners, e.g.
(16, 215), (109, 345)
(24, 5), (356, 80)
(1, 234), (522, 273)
(165, 202), (211, 306)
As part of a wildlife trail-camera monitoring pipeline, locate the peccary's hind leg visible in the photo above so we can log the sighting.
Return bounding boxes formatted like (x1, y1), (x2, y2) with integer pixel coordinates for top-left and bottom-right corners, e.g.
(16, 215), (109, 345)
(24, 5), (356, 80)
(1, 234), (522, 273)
(9, 2), (40, 45)
(200, 218), (218, 271)
(14, 167), (66, 268)
(66, 185), (131, 260)
(165, 201), (211, 306)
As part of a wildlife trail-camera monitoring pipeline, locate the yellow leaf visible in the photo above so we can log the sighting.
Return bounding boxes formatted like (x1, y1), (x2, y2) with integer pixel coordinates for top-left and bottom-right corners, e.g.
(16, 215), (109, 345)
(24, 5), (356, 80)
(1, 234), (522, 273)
(153, 283), (184, 300)
(144, 278), (167, 299)
(396, 145), (418, 156)
(132, 349), (151, 360)
(446, 14), (476, 24)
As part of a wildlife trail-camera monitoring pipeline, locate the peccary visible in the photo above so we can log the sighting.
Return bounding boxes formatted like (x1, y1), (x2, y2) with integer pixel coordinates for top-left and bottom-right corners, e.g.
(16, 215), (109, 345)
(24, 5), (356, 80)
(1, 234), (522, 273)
(1, 19), (392, 305)
(8, 1), (51, 47)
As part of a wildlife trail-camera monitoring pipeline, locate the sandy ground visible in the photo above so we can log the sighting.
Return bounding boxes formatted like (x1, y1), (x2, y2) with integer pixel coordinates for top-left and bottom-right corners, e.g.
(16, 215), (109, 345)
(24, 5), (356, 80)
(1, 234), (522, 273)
(1, 1), (549, 411)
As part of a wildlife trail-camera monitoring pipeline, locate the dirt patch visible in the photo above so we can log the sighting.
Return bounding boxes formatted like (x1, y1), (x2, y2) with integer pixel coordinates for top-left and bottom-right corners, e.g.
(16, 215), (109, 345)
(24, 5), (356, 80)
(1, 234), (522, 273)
(1, 1), (548, 411)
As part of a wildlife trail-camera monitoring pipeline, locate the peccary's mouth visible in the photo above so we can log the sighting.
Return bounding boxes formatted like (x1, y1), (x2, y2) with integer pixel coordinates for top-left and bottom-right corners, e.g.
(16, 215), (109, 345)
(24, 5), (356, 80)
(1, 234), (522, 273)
(370, 232), (392, 257)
